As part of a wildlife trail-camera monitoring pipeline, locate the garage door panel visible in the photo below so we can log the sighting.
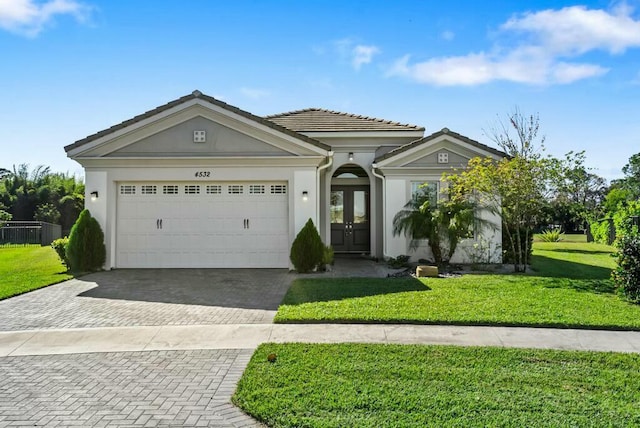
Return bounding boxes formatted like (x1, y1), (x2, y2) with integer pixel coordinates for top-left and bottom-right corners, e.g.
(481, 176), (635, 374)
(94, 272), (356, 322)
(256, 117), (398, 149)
(117, 182), (289, 268)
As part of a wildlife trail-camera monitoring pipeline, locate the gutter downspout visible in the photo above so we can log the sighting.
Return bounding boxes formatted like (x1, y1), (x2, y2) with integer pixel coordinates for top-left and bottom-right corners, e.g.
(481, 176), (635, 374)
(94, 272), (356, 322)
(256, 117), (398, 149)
(371, 163), (386, 258)
(317, 151), (334, 243)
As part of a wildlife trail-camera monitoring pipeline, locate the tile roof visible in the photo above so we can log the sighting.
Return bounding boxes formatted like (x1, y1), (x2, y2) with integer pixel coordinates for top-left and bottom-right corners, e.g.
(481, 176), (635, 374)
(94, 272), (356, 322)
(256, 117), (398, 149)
(265, 108), (425, 132)
(65, 90), (330, 153)
(374, 127), (508, 163)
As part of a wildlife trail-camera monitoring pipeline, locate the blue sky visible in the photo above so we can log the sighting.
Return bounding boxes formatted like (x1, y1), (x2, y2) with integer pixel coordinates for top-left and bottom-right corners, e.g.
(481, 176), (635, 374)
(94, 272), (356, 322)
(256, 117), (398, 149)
(1, 0), (639, 181)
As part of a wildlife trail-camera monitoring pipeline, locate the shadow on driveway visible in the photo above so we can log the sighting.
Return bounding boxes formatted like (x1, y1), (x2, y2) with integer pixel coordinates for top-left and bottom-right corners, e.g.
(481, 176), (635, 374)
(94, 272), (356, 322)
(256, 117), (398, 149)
(79, 269), (294, 310)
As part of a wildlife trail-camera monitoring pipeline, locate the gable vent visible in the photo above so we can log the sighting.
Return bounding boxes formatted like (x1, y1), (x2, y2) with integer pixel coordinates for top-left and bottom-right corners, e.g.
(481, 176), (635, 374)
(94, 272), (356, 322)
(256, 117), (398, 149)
(193, 130), (206, 143)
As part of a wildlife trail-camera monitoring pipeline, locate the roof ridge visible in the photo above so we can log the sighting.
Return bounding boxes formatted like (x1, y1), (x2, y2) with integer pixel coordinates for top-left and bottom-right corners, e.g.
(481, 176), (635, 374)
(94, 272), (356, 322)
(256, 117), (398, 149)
(266, 107), (422, 129)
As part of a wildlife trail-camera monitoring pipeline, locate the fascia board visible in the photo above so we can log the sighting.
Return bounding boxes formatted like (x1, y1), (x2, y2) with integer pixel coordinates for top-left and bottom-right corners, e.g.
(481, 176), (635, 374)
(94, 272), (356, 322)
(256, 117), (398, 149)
(74, 156), (326, 169)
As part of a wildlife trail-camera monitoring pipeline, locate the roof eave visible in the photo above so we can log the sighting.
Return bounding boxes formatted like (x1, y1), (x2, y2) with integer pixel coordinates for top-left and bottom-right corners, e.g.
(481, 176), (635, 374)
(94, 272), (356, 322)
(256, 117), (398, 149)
(65, 91), (330, 154)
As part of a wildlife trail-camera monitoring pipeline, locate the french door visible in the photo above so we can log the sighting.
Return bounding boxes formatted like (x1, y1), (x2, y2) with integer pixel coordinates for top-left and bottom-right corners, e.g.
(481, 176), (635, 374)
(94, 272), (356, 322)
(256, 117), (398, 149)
(330, 185), (370, 253)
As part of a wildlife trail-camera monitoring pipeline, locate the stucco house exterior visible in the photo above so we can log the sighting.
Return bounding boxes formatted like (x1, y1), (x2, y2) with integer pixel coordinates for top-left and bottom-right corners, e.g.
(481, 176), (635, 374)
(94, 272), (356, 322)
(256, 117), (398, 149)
(65, 90), (505, 269)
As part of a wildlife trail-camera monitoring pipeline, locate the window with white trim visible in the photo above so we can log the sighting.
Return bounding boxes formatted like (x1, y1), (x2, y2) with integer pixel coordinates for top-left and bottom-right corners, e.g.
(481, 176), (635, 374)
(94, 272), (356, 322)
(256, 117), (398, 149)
(185, 185), (200, 194)
(411, 181), (438, 206)
(120, 185), (136, 195)
(206, 185), (222, 194)
(270, 184), (287, 194)
(228, 185), (244, 194)
(249, 184), (265, 194)
(141, 185), (156, 195)
(163, 185), (179, 195)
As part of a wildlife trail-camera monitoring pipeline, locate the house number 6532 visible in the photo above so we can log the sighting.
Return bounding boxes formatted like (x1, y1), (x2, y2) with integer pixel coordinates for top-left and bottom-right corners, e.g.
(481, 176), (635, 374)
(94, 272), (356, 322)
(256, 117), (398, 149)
(194, 171), (211, 178)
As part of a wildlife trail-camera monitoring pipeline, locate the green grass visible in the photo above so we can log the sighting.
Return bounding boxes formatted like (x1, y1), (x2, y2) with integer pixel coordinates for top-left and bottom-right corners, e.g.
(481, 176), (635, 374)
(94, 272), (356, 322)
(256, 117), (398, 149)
(534, 233), (587, 243)
(234, 343), (640, 428)
(275, 241), (640, 329)
(0, 245), (72, 300)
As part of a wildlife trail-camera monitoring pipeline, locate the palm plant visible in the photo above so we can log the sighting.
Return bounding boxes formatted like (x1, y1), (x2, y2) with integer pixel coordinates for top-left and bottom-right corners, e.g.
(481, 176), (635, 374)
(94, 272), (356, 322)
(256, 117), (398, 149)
(392, 189), (484, 265)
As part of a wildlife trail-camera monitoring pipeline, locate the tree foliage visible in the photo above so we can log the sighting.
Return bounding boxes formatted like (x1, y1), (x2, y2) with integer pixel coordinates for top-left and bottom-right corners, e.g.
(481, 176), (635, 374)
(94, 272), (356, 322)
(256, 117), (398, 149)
(590, 152), (640, 244)
(548, 151), (607, 233)
(0, 164), (84, 232)
(67, 209), (106, 272)
(392, 186), (483, 266)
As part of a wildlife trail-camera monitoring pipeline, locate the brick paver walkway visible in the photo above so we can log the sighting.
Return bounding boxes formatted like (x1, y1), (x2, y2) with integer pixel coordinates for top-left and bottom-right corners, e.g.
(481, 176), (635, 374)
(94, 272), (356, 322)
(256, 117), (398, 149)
(0, 269), (292, 331)
(0, 349), (261, 427)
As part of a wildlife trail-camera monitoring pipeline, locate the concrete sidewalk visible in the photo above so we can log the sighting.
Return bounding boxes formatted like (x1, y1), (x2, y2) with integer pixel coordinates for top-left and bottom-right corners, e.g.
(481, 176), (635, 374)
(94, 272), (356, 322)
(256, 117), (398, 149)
(2, 324), (640, 356)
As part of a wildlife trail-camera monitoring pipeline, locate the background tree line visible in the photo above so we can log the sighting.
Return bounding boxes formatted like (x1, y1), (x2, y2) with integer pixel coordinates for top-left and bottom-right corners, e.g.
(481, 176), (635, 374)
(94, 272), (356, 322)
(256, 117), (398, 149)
(0, 164), (84, 234)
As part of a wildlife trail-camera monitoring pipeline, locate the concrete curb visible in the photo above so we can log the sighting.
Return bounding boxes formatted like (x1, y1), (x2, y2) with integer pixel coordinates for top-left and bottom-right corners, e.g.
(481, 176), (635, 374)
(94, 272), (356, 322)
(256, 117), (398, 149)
(1, 324), (640, 357)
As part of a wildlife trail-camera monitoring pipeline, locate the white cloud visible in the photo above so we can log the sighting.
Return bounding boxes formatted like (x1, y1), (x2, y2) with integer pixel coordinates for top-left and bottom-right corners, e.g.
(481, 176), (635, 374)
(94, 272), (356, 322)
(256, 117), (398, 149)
(388, 48), (608, 86)
(502, 5), (640, 55)
(388, 3), (639, 86)
(330, 38), (380, 70)
(0, 0), (90, 37)
(352, 44), (380, 70)
(240, 87), (270, 99)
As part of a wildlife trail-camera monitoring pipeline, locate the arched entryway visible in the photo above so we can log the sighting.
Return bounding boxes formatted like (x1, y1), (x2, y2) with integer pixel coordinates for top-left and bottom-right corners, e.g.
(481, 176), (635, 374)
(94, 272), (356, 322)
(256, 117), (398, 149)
(330, 164), (370, 253)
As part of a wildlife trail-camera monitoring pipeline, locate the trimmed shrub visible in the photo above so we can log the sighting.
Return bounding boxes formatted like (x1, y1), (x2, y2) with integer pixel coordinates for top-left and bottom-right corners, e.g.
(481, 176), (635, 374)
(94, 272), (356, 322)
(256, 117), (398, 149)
(387, 255), (411, 269)
(290, 219), (324, 273)
(321, 245), (334, 266)
(51, 237), (70, 268)
(66, 209), (106, 272)
(612, 235), (640, 304)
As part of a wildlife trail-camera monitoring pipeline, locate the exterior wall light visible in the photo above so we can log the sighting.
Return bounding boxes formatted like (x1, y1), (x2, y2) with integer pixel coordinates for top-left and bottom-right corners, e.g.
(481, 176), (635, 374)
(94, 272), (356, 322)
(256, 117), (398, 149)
(302, 191), (309, 201)
(348, 152), (354, 162)
(90, 191), (99, 201)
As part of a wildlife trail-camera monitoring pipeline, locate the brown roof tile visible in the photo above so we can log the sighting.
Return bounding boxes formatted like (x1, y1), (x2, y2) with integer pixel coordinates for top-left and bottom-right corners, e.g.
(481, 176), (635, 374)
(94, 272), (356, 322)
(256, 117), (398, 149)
(65, 90), (330, 153)
(265, 108), (425, 132)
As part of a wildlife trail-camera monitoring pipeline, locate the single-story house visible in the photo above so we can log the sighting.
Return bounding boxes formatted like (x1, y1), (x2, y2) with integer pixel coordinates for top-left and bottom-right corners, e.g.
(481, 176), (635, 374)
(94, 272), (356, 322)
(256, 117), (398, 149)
(65, 90), (505, 269)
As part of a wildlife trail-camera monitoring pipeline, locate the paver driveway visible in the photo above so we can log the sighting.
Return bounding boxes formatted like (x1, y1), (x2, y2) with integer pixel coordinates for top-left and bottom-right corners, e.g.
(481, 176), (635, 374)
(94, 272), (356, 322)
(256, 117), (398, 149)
(0, 269), (293, 331)
(0, 349), (262, 427)
(0, 269), (291, 426)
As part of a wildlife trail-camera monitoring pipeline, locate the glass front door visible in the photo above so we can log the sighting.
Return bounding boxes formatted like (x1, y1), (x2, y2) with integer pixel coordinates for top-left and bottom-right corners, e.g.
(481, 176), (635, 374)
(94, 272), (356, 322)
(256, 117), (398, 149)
(330, 185), (370, 253)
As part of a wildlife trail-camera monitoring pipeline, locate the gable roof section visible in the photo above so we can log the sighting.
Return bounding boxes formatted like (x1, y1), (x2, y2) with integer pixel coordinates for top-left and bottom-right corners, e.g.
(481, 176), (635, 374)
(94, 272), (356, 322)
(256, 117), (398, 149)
(65, 90), (330, 153)
(374, 127), (507, 164)
(265, 108), (425, 132)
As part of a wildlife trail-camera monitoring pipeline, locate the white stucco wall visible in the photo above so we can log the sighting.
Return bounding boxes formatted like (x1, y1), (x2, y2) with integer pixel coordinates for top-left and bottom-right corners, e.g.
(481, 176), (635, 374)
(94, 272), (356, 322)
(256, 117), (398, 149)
(84, 170), (110, 265)
(293, 169), (319, 234)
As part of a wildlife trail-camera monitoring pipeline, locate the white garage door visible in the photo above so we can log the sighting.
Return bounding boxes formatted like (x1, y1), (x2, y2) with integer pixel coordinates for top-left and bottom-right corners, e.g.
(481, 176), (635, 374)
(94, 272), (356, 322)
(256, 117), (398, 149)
(116, 182), (289, 268)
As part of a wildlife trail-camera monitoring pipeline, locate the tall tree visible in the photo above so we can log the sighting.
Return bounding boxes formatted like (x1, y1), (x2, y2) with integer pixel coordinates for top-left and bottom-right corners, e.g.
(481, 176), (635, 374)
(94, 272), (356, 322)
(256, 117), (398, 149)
(446, 109), (553, 272)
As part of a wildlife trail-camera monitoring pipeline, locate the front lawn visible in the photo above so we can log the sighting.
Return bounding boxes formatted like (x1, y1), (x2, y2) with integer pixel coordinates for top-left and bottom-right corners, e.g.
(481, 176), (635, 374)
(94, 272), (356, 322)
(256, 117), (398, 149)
(274, 242), (640, 329)
(234, 343), (640, 428)
(0, 245), (72, 300)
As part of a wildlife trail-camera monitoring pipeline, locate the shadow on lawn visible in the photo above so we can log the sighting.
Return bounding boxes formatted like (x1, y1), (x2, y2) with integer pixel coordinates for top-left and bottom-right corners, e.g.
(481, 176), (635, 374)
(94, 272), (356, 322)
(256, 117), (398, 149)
(281, 277), (429, 305)
(541, 248), (614, 255)
(530, 254), (612, 280)
(530, 254), (615, 293)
